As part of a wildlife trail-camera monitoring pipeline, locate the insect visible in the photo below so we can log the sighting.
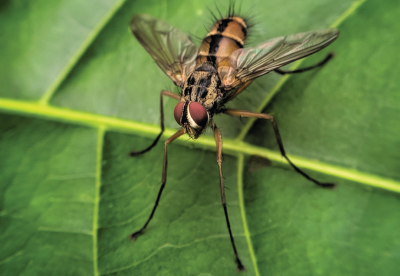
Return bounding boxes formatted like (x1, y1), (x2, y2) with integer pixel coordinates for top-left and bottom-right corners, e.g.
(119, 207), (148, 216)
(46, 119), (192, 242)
(129, 8), (339, 272)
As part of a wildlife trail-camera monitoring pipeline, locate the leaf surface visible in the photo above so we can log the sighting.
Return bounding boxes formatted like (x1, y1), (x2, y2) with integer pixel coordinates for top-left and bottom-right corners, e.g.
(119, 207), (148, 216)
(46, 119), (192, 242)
(1, 0), (399, 275)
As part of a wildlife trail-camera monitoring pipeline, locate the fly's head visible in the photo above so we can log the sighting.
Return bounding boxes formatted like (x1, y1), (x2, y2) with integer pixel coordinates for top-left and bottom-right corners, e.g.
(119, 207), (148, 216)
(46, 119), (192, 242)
(174, 101), (209, 139)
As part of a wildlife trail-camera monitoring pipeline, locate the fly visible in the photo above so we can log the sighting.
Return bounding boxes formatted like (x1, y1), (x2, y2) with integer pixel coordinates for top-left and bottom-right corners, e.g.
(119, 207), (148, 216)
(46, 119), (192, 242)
(129, 9), (339, 272)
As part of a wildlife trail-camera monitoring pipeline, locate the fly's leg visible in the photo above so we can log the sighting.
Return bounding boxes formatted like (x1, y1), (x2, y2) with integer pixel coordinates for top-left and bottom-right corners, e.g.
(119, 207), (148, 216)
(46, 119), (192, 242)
(213, 126), (246, 272)
(129, 128), (186, 241)
(224, 109), (335, 188)
(130, 90), (180, 156)
(274, 53), (334, 75)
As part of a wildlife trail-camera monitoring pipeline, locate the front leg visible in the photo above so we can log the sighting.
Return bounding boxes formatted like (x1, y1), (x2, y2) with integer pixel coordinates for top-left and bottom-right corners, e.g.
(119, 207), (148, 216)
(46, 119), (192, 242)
(129, 128), (185, 241)
(213, 125), (245, 272)
(224, 109), (335, 188)
(130, 90), (180, 156)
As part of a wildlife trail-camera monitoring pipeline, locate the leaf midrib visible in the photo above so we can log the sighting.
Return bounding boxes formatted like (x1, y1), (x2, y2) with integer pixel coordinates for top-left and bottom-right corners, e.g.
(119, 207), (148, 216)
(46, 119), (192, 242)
(0, 97), (398, 193)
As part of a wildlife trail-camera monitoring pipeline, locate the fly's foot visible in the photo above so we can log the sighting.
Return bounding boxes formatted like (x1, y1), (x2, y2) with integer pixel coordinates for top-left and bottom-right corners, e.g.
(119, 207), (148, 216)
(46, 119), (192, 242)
(236, 258), (246, 273)
(129, 229), (144, 241)
(319, 182), (336, 189)
(129, 149), (148, 157)
(129, 150), (140, 157)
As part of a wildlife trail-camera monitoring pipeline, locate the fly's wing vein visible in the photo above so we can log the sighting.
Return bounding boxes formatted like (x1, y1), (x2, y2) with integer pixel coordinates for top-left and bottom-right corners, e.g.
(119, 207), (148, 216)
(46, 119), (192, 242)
(222, 29), (339, 89)
(131, 14), (198, 87)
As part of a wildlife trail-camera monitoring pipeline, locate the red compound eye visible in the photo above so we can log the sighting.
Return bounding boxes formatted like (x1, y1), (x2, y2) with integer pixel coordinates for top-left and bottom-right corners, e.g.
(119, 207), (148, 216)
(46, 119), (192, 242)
(188, 102), (208, 127)
(174, 102), (185, 125)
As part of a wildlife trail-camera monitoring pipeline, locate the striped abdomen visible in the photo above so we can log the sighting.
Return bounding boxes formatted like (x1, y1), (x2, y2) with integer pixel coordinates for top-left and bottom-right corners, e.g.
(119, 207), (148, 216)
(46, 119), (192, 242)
(196, 16), (248, 67)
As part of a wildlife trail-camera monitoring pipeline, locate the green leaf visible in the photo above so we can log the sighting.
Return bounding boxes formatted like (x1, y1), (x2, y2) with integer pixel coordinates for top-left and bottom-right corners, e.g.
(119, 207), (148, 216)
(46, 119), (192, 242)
(1, 0), (399, 275)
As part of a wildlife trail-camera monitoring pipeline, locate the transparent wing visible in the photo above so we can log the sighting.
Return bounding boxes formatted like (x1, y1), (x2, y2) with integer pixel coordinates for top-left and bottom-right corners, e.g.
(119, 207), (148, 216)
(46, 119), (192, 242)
(221, 29), (340, 88)
(130, 14), (198, 87)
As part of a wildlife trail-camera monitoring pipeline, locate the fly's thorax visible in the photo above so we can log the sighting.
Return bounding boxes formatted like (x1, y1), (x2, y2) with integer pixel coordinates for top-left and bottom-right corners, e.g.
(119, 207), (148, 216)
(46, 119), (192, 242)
(182, 65), (223, 113)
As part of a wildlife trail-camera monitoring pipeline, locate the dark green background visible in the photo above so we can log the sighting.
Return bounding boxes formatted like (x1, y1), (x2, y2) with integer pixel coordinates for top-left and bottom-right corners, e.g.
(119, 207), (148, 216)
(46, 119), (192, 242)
(1, 0), (399, 275)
